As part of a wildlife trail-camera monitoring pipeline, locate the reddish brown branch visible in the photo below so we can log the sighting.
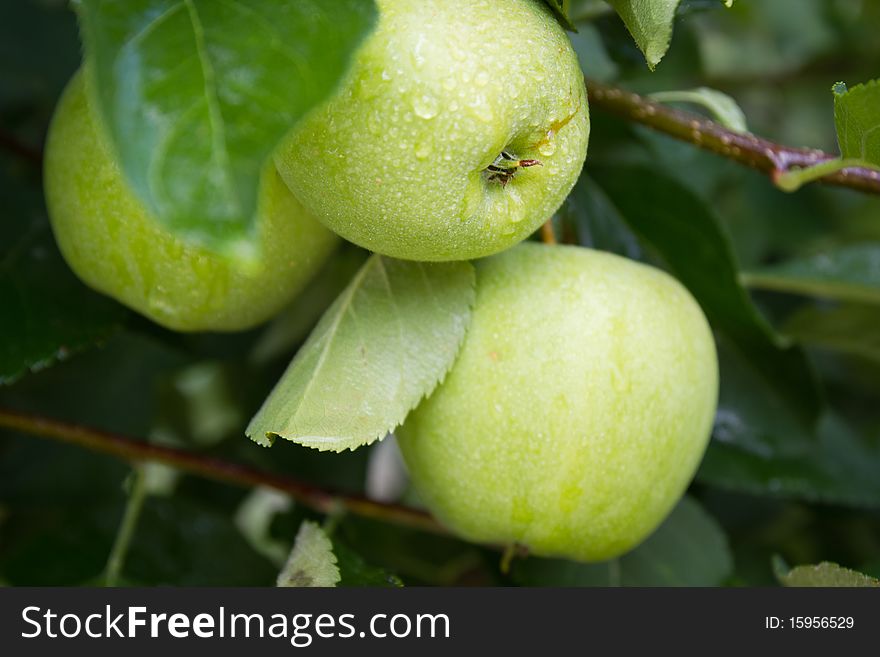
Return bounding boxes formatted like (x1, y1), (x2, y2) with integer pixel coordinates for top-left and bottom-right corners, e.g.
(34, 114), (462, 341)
(0, 408), (443, 535)
(585, 78), (880, 196)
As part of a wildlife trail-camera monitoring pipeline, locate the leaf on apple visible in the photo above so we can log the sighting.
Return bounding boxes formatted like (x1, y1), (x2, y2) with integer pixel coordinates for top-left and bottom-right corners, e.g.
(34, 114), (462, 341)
(247, 256), (476, 452)
(76, 0), (377, 256)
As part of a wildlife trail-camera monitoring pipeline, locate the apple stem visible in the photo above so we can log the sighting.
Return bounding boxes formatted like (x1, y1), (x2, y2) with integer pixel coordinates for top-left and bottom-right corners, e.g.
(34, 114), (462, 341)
(540, 220), (557, 245)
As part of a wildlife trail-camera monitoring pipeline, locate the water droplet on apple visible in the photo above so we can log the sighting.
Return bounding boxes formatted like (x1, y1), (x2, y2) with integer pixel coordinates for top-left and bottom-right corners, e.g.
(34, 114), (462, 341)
(367, 110), (383, 134)
(414, 140), (432, 159)
(538, 132), (557, 157)
(475, 71), (490, 87)
(413, 94), (439, 119)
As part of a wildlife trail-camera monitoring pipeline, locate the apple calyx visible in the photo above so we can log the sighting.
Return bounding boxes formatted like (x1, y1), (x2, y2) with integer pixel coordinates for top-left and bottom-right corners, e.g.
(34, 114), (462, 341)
(485, 151), (543, 187)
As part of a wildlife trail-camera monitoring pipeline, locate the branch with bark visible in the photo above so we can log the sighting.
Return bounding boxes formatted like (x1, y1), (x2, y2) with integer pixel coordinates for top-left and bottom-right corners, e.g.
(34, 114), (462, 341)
(585, 78), (880, 196)
(0, 408), (443, 535)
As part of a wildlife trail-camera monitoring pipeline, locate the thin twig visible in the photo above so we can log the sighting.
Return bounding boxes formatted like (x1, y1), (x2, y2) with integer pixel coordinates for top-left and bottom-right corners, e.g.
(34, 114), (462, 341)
(0, 408), (443, 535)
(585, 78), (880, 196)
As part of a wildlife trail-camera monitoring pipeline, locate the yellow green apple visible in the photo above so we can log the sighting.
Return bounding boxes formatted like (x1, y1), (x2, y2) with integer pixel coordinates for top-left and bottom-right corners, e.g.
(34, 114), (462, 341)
(43, 69), (338, 332)
(275, 0), (590, 261)
(397, 243), (718, 561)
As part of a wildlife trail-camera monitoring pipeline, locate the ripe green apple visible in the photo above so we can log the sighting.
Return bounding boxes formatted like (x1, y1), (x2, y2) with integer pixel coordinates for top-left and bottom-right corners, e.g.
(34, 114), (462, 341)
(275, 0), (590, 261)
(396, 243), (718, 562)
(43, 70), (338, 332)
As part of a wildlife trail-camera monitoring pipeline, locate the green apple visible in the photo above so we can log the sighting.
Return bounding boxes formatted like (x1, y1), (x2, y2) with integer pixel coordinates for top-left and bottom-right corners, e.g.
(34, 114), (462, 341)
(275, 0), (589, 261)
(397, 243), (718, 561)
(43, 69), (338, 332)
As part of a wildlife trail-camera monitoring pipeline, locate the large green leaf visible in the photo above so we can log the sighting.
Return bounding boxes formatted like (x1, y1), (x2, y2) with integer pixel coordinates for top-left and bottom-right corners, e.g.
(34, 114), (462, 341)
(77, 0), (377, 256)
(834, 79), (880, 166)
(742, 243), (880, 305)
(512, 497), (732, 586)
(591, 165), (822, 425)
(0, 156), (126, 385)
(247, 256), (476, 452)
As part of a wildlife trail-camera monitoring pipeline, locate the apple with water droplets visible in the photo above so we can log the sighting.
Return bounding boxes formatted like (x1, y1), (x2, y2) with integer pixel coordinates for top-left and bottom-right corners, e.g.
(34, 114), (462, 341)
(275, 0), (590, 261)
(397, 243), (719, 561)
(44, 69), (338, 332)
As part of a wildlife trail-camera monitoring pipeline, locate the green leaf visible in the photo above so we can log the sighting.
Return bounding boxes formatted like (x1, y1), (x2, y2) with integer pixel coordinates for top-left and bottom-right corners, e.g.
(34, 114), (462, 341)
(743, 244), (880, 305)
(834, 79), (880, 165)
(333, 539), (404, 587)
(607, 0), (681, 70)
(77, 0), (377, 255)
(543, 0), (577, 31)
(650, 87), (747, 132)
(699, 412), (880, 508)
(775, 559), (880, 587)
(277, 521), (340, 587)
(250, 246), (369, 365)
(512, 497), (732, 586)
(782, 303), (880, 364)
(247, 256), (476, 452)
(591, 165), (822, 425)
(0, 156), (126, 385)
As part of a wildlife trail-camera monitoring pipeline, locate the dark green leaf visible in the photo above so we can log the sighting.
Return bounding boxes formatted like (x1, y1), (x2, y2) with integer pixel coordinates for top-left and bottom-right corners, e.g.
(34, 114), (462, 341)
(743, 243), (880, 305)
(699, 412), (880, 508)
(591, 165), (822, 425)
(0, 155), (127, 385)
(512, 497), (732, 586)
(333, 539), (404, 587)
(247, 256), (476, 452)
(78, 0), (377, 254)
(783, 303), (880, 365)
(125, 496), (277, 585)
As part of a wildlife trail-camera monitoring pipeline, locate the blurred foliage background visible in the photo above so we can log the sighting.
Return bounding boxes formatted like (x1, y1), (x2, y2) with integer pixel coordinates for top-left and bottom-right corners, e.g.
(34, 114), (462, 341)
(1, 0), (879, 586)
